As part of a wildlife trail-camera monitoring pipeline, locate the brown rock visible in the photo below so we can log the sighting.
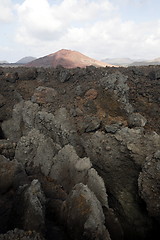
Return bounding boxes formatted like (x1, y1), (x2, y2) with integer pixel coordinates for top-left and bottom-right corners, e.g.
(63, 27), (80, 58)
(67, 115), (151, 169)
(85, 88), (98, 100)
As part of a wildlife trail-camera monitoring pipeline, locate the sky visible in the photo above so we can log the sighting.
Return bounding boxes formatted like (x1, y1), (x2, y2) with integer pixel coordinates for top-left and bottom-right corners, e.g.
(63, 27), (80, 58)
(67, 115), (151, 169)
(1, 0), (160, 62)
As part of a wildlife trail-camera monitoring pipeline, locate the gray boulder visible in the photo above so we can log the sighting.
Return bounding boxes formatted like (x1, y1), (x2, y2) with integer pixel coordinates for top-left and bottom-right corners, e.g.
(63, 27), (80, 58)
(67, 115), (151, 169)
(99, 72), (133, 114)
(35, 108), (76, 146)
(0, 140), (16, 159)
(2, 101), (24, 141)
(105, 123), (121, 134)
(115, 127), (160, 166)
(1, 101), (40, 141)
(22, 101), (40, 134)
(78, 116), (101, 133)
(10, 180), (45, 234)
(49, 144), (108, 208)
(15, 129), (61, 176)
(128, 113), (147, 127)
(58, 68), (71, 83)
(35, 107), (83, 156)
(2, 100), (83, 156)
(23, 179), (46, 233)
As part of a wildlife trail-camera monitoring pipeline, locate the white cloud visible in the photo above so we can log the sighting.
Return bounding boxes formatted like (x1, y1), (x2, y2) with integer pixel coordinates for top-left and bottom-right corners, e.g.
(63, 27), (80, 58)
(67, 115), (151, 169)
(15, 0), (114, 43)
(14, 0), (160, 60)
(0, 0), (13, 22)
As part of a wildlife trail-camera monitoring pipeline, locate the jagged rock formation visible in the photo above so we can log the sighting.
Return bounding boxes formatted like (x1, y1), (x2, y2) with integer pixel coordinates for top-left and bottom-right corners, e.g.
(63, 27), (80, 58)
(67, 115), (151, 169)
(138, 151), (160, 222)
(62, 183), (111, 240)
(0, 65), (160, 240)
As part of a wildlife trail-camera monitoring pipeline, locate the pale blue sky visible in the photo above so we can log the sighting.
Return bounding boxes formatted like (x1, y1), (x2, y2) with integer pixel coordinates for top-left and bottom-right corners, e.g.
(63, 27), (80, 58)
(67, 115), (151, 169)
(112, 0), (160, 22)
(1, 0), (160, 62)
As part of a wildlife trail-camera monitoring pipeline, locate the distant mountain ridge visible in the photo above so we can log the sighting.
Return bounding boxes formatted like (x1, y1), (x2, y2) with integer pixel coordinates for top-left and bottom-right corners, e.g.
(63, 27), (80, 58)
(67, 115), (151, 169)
(102, 58), (133, 66)
(102, 57), (160, 66)
(27, 49), (115, 68)
(16, 56), (36, 64)
(2, 54), (160, 67)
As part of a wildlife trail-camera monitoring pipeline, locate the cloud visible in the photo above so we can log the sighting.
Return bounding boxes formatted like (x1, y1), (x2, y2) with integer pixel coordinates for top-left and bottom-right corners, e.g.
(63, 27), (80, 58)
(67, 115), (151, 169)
(0, 0), (13, 23)
(15, 0), (114, 43)
(14, 0), (160, 60)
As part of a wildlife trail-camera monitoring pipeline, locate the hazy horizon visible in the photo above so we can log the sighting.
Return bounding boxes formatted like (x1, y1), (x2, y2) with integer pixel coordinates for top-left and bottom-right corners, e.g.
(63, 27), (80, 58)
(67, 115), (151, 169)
(0, 50), (158, 64)
(1, 0), (160, 62)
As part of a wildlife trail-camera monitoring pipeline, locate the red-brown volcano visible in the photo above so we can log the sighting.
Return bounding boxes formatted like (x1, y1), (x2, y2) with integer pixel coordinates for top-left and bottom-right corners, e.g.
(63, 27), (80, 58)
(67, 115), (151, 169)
(27, 49), (115, 68)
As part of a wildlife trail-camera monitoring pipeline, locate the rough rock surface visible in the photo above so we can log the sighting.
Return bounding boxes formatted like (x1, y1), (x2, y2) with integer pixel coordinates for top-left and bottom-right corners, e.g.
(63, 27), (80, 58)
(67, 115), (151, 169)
(128, 113), (147, 127)
(138, 151), (160, 222)
(0, 155), (28, 234)
(0, 65), (160, 240)
(0, 140), (16, 159)
(0, 155), (25, 194)
(19, 180), (46, 233)
(62, 183), (111, 240)
(99, 71), (133, 114)
(50, 144), (109, 208)
(2, 101), (25, 141)
(31, 86), (57, 104)
(0, 229), (45, 240)
(15, 129), (61, 175)
(81, 128), (160, 239)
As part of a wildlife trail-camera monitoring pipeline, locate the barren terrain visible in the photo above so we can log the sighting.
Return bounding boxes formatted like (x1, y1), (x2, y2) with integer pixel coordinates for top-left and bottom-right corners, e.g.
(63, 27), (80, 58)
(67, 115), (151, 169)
(0, 65), (160, 240)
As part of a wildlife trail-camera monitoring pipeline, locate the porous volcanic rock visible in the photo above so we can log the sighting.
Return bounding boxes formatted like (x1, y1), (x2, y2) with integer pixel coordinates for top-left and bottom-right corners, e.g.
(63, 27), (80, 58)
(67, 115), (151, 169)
(62, 183), (111, 240)
(15, 129), (61, 175)
(138, 151), (160, 222)
(0, 155), (25, 194)
(0, 140), (16, 159)
(31, 86), (57, 104)
(128, 113), (147, 127)
(13, 179), (46, 233)
(0, 229), (45, 240)
(81, 128), (160, 239)
(0, 64), (160, 240)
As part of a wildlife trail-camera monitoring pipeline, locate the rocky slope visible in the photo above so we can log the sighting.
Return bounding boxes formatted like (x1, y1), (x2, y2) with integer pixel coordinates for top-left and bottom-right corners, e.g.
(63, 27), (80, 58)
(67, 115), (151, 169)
(27, 49), (114, 68)
(0, 65), (160, 240)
